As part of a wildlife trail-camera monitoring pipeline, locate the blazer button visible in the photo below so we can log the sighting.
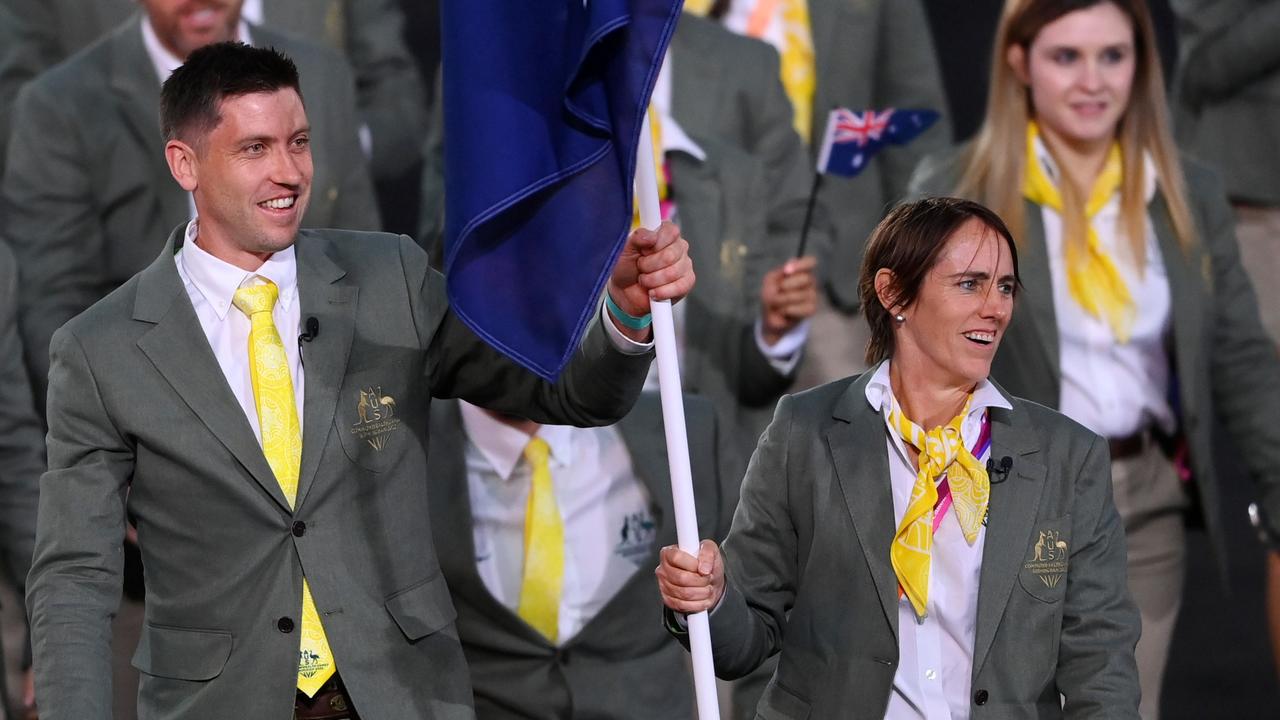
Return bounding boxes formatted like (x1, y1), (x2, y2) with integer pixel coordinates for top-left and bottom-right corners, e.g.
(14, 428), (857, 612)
(292, 521), (307, 537)
(974, 689), (989, 706)
(278, 616), (295, 633)
(556, 649), (571, 665)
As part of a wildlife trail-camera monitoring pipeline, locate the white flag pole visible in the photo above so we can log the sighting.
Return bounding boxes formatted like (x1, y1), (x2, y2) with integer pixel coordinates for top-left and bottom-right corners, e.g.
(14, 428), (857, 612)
(634, 111), (721, 720)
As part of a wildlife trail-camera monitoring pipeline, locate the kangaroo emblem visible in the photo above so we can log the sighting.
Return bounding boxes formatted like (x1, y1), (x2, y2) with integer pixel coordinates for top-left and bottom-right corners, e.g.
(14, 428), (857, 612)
(356, 387), (396, 424)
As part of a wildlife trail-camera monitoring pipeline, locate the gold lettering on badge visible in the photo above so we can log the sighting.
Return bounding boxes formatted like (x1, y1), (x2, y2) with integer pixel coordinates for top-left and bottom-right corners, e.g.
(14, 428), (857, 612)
(1023, 529), (1068, 588)
(351, 386), (401, 450)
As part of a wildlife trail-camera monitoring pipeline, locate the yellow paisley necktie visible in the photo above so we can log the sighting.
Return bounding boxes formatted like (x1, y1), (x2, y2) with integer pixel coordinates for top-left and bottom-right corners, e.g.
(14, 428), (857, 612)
(232, 283), (336, 697)
(887, 395), (989, 620)
(1023, 121), (1133, 343)
(516, 437), (564, 642)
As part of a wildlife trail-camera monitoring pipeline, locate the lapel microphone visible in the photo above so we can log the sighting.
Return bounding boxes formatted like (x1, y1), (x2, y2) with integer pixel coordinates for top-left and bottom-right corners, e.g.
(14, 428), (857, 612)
(298, 317), (320, 343)
(986, 456), (1013, 483)
(297, 317), (320, 365)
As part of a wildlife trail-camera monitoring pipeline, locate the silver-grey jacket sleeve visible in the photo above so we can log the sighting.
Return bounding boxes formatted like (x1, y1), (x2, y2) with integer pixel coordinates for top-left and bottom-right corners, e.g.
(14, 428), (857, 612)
(0, 243), (41, 590)
(404, 236), (652, 427)
(1057, 435), (1141, 717)
(27, 326), (132, 720)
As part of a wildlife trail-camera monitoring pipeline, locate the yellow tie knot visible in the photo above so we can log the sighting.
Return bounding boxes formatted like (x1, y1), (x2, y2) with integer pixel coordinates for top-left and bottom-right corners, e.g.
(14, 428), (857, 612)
(232, 282), (279, 317)
(524, 436), (551, 467)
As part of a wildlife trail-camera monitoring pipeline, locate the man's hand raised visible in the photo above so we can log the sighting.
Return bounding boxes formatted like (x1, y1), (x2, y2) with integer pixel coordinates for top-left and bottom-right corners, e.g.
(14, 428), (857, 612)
(607, 221), (695, 342)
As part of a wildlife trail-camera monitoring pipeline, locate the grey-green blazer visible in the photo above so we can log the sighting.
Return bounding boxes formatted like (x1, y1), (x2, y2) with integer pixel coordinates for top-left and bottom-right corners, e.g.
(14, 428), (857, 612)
(26, 227), (653, 720)
(693, 372), (1139, 719)
(2, 17), (382, 404)
(910, 148), (1280, 572)
(806, 0), (950, 312)
(1173, 0), (1280, 205)
(0, 240), (40, 591)
(426, 393), (729, 720)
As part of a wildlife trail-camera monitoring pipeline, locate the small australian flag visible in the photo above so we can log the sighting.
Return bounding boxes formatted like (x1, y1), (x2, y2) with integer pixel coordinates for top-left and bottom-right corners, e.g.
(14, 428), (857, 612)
(815, 107), (940, 178)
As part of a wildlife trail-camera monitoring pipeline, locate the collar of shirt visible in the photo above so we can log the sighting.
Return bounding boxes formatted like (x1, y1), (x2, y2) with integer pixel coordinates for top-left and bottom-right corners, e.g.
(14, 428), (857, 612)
(863, 359), (1011, 437)
(458, 401), (576, 481)
(141, 16), (254, 85)
(177, 218), (299, 321)
(1031, 133), (1158, 205)
(650, 51), (708, 162)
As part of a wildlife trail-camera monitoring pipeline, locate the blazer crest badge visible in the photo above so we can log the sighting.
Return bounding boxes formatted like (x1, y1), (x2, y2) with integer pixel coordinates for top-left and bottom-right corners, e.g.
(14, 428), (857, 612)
(351, 386), (400, 450)
(1024, 528), (1069, 588)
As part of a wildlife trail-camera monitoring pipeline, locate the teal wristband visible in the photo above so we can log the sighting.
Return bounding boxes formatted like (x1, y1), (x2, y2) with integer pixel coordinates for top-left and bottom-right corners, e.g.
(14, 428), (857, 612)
(605, 293), (652, 330)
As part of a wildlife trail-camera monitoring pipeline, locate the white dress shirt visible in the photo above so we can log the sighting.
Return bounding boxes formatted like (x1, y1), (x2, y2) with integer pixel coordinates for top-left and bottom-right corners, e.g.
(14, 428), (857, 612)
(459, 401), (654, 644)
(864, 360), (1010, 720)
(174, 220), (305, 443)
(635, 49), (810, 388)
(1034, 138), (1176, 439)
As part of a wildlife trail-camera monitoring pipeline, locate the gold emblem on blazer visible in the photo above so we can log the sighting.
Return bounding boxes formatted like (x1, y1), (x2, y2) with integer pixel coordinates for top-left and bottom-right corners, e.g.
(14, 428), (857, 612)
(351, 386), (401, 450)
(1024, 529), (1068, 588)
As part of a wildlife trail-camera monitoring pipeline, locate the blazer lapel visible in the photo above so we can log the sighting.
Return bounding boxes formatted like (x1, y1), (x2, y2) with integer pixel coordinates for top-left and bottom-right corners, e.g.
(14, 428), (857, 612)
(293, 233), (357, 509)
(971, 397), (1047, 677)
(134, 228), (290, 512)
(617, 404), (679, 550)
(1150, 192), (1202, 416)
(827, 377), (900, 641)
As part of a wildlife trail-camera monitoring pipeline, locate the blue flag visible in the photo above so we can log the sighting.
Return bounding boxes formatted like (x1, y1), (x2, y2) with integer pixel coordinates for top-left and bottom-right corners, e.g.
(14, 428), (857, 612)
(815, 107), (940, 178)
(440, 0), (683, 380)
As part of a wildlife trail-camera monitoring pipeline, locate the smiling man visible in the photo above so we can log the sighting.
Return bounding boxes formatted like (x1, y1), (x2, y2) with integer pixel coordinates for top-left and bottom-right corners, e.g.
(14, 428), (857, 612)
(26, 42), (695, 720)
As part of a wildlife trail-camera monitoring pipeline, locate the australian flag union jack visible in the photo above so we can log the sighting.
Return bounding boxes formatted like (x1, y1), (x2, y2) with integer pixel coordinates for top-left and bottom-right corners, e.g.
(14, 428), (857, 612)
(815, 107), (940, 178)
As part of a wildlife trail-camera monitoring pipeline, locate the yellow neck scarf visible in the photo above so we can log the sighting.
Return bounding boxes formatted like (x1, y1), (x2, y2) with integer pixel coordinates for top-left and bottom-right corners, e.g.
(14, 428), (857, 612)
(888, 395), (989, 620)
(1023, 121), (1133, 343)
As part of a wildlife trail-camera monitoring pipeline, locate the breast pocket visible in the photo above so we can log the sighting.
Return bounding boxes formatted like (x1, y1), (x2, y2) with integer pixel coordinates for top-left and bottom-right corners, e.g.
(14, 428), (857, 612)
(1018, 515), (1072, 603)
(335, 375), (409, 473)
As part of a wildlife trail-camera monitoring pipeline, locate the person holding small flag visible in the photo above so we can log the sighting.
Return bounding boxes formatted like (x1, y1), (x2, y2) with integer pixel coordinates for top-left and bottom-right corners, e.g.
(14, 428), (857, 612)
(686, 0), (950, 391)
(657, 197), (1140, 719)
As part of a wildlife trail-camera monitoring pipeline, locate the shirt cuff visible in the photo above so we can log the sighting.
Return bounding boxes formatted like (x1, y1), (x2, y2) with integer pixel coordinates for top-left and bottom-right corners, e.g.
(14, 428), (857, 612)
(602, 299), (654, 355)
(669, 589), (727, 631)
(754, 317), (811, 375)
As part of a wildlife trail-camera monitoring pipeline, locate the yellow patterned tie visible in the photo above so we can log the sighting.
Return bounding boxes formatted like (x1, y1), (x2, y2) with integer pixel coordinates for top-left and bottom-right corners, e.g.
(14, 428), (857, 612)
(516, 437), (564, 642)
(1023, 121), (1133, 343)
(887, 395), (989, 619)
(232, 283), (336, 697)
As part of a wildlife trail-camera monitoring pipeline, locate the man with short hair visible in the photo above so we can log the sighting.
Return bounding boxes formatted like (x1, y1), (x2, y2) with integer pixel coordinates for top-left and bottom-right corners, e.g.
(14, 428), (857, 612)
(26, 42), (695, 720)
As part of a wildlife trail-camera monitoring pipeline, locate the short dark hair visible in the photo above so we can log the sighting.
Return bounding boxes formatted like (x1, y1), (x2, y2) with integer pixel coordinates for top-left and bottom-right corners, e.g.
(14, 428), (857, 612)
(160, 42), (303, 146)
(859, 197), (1020, 365)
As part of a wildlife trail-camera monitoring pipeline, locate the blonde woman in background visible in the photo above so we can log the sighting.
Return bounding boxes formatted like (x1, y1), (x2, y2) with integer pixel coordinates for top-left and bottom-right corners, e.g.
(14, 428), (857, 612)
(910, 0), (1280, 716)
